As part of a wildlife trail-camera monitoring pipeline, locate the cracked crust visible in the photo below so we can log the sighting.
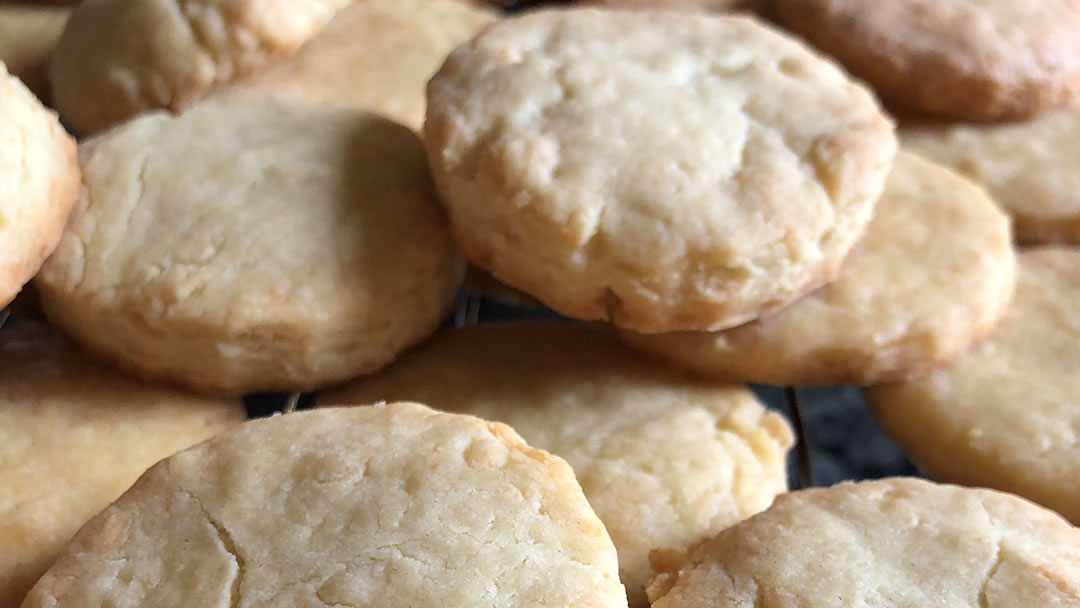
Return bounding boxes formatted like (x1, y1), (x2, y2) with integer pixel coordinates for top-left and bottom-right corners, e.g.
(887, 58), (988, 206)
(0, 5), (70, 100)
(646, 478), (1080, 607)
(320, 321), (794, 607)
(775, 0), (1080, 122)
(35, 93), (463, 396)
(235, 0), (497, 132)
(49, 0), (352, 135)
(0, 324), (244, 608)
(867, 249), (1080, 524)
(0, 63), (79, 309)
(620, 152), (1017, 386)
(22, 403), (628, 608)
(424, 9), (896, 334)
(902, 108), (1080, 245)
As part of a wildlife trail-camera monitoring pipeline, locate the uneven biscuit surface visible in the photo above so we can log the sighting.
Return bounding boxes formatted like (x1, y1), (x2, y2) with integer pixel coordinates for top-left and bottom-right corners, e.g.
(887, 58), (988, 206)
(903, 109), (1080, 244)
(23, 403), (628, 608)
(647, 478), (1080, 607)
(425, 9), (896, 333)
(0, 324), (244, 608)
(321, 321), (794, 607)
(867, 249), (1080, 524)
(36, 94), (462, 395)
(240, 0), (497, 131)
(775, 0), (1080, 121)
(621, 152), (1016, 386)
(0, 64), (79, 308)
(49, 0), (352, 135)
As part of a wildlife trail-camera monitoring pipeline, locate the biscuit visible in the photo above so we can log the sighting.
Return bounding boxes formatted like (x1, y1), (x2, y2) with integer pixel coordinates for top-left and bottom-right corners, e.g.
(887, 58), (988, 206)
(648, 478), (1080, 607)
(902, 109), (1080, 244)
(0, 64), (79, 309)
(775, 0), (1080, 122)
(621, 152), (1016, 386)
(22, 403), (628, 608)
(49, 0), (351, 135)
(239, 0), (497, 132)
(580, 0), (761, 13)
(0, 5), (70, 100)
(424, 9), (897, 334)
(0, 324), (244, 608)
(321, 321), (794, 607)
(35, 93), (463, 396)
(867, 249), (1080, 524)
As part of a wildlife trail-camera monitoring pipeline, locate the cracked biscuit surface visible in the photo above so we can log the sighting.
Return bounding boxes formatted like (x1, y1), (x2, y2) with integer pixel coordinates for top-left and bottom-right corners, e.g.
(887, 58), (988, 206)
(424, 9), (896, 334)
(1, 324), (244, 608)
(238, 0), (497, 131)
(35, 93), (462, 396)
(902, 108), (1080, 244)
(22, 403), (628, 608)
(867, 249), (1080, 524)
(0, 63), (79, 308)
(775, 0), (1080, 121)
(49, 0), (351, 135)
(321, 321), (794, 607)
(620, 152), (1016, 386)
(646, 478), (1080, 608)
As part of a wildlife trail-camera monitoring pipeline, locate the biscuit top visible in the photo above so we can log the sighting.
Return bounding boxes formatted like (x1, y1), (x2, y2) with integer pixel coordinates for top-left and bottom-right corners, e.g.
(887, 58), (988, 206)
(0, 62), (79, 307)
(620, 151), (1017, 385)
(49, 0), (352, 134)
(23, 403), (628, 608)
(425, 9), (896, 333)
(867, 248), (1080, 523)
(0, 324), (244, 608)
(321, 321), (793, 606)
(246, 0), (498, 131)
(647, 478), (1080, 607)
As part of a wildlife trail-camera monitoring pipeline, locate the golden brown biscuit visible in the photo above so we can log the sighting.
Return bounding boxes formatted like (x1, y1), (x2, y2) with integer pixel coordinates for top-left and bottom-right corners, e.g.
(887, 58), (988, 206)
(621, 152), (1016, 386)
(648, 478), (1080, 607)
(902, 108), (1080, 244)
(424, 9), (896, 334)
(239, 0), (497, 132)
(321, 321), (794, 607)
(867, 248), (1080, 524)
(23, 403), (629, 608)
(0, 5), (70, 100)
(0, 324), (244, 608)
(0, 63), (79, 308)
(49, 0), (352, 135)
(36, 93), (463, 396)
(775, 0), (1080, 122)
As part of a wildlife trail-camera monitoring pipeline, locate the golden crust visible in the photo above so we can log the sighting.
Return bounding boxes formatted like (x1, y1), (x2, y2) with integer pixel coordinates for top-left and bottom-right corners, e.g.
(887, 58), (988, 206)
(23, 403), (628, 608)
(0, 324), (244, 608)
(867, 248), (1080, 524)
(424, 9), (896, 333)
(775, 0), (1080, 122)
(621, 152), (1016, 386)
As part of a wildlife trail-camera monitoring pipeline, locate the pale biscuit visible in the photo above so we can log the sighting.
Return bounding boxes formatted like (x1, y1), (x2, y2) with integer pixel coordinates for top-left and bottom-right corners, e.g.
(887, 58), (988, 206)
(321, 321), (794, 607)
(0, 5), (70, 100)
(49, 0), (351, 135)
(240, 0), (497, 132)
(775, 0), (1080, 122)
(36, 93), (463, 396)
(867, 249), (1080, 524)
(424, 9), (896, 334)
(0, 324), (244, 608)
(580, 0), (761, 13)
(621, 152), (1016, 386)
(647, 478), (1080, 607)
(902, 109), (1080, 244)
(23, 403), (628, 608)
(0, 64), (79, 309)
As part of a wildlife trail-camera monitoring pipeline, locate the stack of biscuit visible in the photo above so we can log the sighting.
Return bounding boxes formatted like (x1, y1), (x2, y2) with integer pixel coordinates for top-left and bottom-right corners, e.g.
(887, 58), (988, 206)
(3, 0), (1080, 606)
